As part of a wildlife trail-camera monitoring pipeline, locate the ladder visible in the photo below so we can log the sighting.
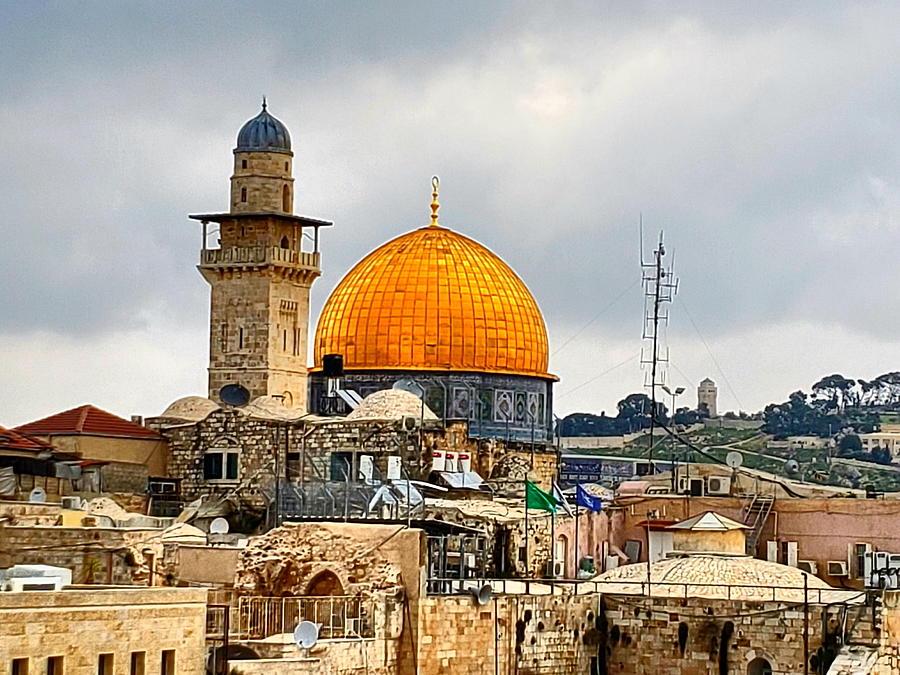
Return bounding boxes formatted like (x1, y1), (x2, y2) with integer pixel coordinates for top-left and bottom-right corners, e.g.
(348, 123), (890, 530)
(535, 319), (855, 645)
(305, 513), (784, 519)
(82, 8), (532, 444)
(743, 494), (774, 556)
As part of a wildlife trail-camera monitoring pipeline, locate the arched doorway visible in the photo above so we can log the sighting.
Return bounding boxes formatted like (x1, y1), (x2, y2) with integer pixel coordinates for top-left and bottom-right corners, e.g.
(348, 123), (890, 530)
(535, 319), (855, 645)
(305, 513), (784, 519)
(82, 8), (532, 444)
(306, 570), (344, 596)
(747, 657), (773, 675)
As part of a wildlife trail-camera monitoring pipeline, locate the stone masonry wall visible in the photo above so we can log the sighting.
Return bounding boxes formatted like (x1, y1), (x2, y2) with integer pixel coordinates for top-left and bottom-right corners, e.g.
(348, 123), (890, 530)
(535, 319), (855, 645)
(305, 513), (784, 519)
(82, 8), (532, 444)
(601, 594), (832, 675)
(415, 593), (598, 675)
(0, 587), (207, 675)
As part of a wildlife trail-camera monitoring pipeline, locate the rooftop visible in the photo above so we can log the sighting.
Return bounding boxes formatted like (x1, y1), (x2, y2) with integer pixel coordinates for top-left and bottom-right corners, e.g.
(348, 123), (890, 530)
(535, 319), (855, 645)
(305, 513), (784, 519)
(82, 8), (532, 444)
(15, 405), (161, 440)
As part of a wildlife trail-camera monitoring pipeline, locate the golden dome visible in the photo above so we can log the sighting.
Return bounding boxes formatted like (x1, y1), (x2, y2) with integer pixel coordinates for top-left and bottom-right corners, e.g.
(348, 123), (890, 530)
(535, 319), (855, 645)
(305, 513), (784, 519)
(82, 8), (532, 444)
(313, 223), (552, 379)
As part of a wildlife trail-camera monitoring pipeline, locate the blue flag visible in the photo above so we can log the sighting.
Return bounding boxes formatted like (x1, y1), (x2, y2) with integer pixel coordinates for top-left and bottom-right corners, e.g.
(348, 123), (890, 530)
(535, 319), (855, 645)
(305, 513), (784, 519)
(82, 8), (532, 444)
(575, 484), (603, 512)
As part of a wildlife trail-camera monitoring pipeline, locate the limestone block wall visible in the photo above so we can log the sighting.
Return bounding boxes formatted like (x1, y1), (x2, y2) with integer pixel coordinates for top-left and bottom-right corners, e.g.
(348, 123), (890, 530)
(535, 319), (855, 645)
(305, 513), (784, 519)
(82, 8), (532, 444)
(415, 593), (598, 675)
(230, 151), (293, 213)
(0, 587), (207, 675)
(99, 461), (149, 493)
(2, 526), (162, 585)
(600, 594), (834, 674)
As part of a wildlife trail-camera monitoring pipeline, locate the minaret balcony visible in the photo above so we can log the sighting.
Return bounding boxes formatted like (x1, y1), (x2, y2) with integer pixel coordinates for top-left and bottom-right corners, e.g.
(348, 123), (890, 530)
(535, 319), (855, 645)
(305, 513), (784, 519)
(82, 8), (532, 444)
(200, 246), (320, 271)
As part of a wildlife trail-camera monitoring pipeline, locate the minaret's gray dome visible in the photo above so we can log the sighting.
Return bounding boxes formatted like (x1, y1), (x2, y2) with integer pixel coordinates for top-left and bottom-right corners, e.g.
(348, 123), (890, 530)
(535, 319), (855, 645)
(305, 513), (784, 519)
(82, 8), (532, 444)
(235, 100), (292, 155)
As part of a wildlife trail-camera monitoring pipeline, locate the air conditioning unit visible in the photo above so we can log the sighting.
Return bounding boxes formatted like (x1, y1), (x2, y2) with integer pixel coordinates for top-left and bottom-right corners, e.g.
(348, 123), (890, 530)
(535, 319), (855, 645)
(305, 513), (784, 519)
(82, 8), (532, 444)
(60, 496), (83, 510)
(543, 560), (563, 578)
(797, 560), (818, 575)
(827, 561), (849, 577)
(677, 476), (690, 494)
(706, 476), (731, 496)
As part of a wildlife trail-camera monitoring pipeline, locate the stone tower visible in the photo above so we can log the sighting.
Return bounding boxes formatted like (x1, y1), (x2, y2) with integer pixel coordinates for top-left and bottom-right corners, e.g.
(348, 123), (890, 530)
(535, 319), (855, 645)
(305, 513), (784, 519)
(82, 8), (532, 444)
(697, 378), (718, 418)
(190, 102), (331, 410)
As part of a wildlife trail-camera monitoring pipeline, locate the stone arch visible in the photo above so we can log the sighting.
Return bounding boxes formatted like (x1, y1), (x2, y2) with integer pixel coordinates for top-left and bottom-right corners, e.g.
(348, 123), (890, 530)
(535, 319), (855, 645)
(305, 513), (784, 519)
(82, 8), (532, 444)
(305, 569), (345, 596)
(747, 657), (773, 675)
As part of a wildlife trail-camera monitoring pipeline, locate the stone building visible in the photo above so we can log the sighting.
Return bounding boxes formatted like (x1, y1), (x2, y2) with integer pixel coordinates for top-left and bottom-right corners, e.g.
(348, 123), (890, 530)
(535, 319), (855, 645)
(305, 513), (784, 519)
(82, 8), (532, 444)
(14, 404), (168, 493)
(698, 377), (718, 418)
(189, 102), (331, 411)
(308, 178), (557, 442)
(0, 586), (207, 675)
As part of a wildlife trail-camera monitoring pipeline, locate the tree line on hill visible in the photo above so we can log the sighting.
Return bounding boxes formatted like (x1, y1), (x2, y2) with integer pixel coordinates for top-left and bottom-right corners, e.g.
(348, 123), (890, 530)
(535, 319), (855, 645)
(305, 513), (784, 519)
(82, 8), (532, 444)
(559, 371), (900, 442)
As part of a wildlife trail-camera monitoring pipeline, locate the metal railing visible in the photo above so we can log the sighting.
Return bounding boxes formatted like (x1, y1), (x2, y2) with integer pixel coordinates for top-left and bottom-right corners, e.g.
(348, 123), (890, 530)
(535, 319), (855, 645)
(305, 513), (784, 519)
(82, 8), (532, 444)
(426, 576), (868, 604)
(201, 246), (320, 269)
(207, 595), (375, 641)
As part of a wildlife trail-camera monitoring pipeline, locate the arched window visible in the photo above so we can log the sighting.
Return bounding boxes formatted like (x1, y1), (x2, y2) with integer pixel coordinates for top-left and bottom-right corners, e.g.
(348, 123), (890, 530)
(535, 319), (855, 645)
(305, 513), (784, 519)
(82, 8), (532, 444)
(747, 658), (772, 675)
(282, 185), (290, 212)
(280, 235), (290, 249)
(240, 187), (247, 202)
(241, 159), (247, 169)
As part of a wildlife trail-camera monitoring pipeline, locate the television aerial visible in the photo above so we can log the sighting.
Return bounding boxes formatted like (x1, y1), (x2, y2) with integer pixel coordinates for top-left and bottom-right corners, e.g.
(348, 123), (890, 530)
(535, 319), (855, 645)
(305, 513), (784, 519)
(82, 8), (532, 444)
(725, 451), (743, 469)
(209, 517), (230, 535)
(219, 384), (250, 407)
(293, 621), (320, 649)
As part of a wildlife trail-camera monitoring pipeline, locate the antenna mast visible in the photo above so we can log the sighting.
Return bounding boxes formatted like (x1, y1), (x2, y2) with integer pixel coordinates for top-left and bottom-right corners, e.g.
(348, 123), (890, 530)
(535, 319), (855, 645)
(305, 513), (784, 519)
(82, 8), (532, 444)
(640, 225), (678, 470)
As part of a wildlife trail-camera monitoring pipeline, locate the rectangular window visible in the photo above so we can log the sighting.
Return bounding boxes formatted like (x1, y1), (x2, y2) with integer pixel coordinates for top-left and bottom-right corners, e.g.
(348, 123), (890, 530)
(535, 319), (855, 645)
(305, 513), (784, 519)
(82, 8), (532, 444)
(12, 658), (28, 675)
(220, 324), (228, 352)
(97, 654), (113, 675)
(160, 651), (175, 675)
(46, 657), (63, 675)
(238, 326), (245, 350)
(283, 329), (287, 351)
(855, 543), (871, 579)
(130, 652), (145, 675)
(203, 450), (240, 482)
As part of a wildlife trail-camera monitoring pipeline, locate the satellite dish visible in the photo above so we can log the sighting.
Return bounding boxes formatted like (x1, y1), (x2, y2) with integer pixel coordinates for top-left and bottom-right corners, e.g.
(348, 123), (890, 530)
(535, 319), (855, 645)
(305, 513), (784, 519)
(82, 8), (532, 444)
(293, 621), (320, 649)
(784, 459), (801, 476)
(725, 451), (744, 468)
(209, 517), (230, 534)
(467, 583), (493, 606)
(29, 488), (47, 503)
(219, 384), (250, 407)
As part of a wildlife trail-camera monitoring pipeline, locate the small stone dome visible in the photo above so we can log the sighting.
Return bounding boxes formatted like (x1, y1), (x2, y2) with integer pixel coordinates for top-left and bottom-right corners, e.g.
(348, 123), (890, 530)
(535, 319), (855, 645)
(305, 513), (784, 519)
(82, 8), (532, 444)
(161, 396), (219, 421)
(346, 389), (439, 422)
(235, 101), (292, 155)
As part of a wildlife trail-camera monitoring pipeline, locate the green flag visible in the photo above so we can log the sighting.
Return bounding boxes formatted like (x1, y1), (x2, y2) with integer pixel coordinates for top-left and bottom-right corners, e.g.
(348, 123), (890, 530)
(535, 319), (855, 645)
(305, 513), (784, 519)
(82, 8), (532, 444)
(525, 480), (558, 512)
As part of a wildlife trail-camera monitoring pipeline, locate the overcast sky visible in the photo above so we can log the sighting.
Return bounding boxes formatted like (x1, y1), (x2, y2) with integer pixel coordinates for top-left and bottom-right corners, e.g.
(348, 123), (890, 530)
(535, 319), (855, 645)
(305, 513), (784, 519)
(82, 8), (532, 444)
(1, 1), (898, 426)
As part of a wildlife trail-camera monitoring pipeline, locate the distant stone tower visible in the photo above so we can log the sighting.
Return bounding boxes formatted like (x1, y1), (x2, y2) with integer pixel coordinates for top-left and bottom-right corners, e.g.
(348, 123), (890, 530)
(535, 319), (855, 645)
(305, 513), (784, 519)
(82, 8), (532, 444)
(190, 101), (331, 410)
(698, 378), (718, 418)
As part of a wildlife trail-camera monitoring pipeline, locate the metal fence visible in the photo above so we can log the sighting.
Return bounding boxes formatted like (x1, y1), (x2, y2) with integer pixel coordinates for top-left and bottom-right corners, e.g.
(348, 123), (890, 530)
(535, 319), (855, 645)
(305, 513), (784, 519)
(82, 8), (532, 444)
(207, 595), (376, 641)
(426, 576), (868, 605)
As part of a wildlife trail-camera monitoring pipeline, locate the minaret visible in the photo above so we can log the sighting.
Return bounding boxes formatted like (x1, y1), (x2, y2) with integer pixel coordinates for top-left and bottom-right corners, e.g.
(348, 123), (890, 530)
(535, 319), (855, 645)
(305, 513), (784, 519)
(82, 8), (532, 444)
(190, 101), (331, 410)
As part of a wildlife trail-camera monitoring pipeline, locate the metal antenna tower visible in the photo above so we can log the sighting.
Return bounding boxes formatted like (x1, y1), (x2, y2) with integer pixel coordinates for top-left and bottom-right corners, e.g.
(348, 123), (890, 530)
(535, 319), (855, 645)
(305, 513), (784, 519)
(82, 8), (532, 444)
(640, 222), (678, 470)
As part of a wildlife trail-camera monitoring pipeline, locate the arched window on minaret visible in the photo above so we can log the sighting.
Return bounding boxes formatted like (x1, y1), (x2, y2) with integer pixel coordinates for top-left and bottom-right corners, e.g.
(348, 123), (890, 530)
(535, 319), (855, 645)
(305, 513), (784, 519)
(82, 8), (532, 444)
(282, 185), (290, 212)
(241, 187), (247, 203)
(280, 235), (290, 249)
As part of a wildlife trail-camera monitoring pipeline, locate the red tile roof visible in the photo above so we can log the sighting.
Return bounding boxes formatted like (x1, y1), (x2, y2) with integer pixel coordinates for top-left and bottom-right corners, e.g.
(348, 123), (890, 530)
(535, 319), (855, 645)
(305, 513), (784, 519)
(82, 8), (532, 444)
(14, 405), (161, 440)
(0, 425), (55, 453)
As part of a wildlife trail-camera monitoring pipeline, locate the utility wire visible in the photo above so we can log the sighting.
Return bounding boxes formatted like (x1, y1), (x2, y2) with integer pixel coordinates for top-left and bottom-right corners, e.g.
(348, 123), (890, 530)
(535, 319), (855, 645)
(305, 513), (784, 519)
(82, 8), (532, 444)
(677, 298), (745, 411)
(551, 278), (640, 357)
(555, 353), (640, 400)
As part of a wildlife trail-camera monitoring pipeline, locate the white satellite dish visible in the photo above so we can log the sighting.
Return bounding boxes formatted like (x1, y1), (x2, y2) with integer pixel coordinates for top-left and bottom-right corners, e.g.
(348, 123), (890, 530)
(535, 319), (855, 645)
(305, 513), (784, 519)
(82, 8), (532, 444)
(725, 451), (743, 469)
(209, 517), (230, 534)
(28, 487), (47, 503)
(293, 621), (320, 649)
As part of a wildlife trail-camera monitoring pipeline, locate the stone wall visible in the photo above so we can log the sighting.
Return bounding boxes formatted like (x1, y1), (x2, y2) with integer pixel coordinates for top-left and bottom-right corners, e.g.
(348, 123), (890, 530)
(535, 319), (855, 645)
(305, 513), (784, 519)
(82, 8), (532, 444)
(100, 461), (149, 493)
(0, 587), (207, 675)
(230, 151), (293, 214)
(1, 526), (162, 585)
(600, 594), (835, 674)
(415, 593), (598, 674)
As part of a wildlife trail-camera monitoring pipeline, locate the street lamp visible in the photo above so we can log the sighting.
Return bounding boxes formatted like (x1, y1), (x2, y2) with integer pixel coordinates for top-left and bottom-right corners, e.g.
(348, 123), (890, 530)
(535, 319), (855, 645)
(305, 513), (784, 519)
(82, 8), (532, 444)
(661, 385), (685, 492)
(660, 385), (685, 422)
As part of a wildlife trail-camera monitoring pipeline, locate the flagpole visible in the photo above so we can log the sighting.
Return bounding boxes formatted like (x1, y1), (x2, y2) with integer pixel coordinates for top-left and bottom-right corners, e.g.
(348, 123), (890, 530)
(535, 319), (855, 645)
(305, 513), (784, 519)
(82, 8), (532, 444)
(524, 477), (530, 594)
(574, 490), (580, 581)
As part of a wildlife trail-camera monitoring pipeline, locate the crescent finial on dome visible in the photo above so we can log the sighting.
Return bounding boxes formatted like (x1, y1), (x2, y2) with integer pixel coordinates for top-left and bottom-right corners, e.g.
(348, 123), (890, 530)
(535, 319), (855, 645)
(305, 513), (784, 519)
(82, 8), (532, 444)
(430, 176), (440, 227)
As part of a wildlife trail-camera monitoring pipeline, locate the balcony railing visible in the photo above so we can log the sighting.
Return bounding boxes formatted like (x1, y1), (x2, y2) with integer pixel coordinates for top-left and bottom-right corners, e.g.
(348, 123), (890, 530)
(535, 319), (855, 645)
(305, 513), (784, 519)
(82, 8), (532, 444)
(201, 246), (320, 269)
(206, 595), (375, 641)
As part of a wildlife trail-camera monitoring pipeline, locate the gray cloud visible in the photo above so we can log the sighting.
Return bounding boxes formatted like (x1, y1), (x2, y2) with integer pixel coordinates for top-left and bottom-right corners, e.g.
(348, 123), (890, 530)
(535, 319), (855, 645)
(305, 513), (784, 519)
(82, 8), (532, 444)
(1, 1), (898, 423)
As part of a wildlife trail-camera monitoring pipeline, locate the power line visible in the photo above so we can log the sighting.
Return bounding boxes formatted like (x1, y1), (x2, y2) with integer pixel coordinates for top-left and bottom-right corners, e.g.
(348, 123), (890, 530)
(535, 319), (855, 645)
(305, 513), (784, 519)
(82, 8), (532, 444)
(677, 297), (745, 411)
(556, 352), (639, 400)
(551, 278), (640, 357)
